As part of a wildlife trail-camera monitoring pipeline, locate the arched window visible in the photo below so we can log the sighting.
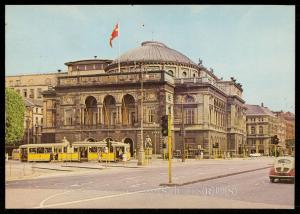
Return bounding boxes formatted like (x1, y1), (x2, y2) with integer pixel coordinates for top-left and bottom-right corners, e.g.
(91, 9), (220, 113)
(168, 70), (174, 76)
(185, 95), (195, 103)
(182, 71), (187, 78)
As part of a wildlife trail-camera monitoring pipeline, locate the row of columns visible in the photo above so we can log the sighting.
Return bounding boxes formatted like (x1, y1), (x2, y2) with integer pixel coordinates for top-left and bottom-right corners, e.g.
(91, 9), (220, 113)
(77, 104), (136, 126)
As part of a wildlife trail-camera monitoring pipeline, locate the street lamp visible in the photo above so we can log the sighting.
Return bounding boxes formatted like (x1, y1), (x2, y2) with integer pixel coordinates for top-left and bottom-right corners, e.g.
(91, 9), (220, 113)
(137, 64), (147, 166)
(181, 96), (185, 162)
(153, 122), (157, 156)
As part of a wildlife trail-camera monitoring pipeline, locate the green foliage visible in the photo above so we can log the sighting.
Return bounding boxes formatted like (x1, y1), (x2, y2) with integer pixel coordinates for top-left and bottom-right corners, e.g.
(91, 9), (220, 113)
(5, 88), (25, 144)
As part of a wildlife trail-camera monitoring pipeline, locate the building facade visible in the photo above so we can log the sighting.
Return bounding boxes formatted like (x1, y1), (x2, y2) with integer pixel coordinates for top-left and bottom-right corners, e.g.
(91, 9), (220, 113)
(5, 72), (66, 100)
(23, 98), (43, 144)
(41, 41), (247, 158)
(245, 103), (293, 156)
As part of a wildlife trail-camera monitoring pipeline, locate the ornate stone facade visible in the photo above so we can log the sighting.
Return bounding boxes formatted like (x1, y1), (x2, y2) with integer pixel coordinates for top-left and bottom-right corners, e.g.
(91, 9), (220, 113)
(40, 41), (247, 158)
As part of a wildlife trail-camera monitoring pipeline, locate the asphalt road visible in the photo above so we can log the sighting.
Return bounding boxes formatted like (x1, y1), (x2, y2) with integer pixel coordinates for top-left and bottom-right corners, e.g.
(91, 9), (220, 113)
(5, 159), (294, 209)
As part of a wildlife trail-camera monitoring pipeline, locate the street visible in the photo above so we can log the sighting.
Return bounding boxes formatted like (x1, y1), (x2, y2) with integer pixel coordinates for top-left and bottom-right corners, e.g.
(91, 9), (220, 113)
(5, 158), (294, 208)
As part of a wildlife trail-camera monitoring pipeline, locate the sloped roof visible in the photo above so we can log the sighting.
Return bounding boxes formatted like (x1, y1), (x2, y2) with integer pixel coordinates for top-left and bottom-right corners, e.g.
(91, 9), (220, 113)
(245, 104), (275, 116)
(24, 98), (43, 107)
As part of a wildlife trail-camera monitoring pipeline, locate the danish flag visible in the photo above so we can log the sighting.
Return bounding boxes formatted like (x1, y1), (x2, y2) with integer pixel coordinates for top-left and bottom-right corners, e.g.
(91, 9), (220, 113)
(109, 23), (119, 48)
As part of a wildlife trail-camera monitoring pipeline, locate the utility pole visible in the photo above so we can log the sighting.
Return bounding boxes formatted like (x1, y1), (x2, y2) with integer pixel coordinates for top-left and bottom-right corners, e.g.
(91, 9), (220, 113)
(137, 65), (146, 166)
(168, 113), (172, 184)
(181, 96), (185, 162)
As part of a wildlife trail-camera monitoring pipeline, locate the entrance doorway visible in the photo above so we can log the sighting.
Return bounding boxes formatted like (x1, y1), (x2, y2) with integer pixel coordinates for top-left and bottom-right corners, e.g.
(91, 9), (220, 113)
(79, 147), (88, 161)
(123, 138), (134, 157)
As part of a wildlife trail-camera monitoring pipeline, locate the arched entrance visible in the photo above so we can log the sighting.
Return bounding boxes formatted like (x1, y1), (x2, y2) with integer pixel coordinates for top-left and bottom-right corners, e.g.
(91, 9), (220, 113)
(121, 94), (136, 126)
(85, 96), (98, 125)
(103, 95), (117, 126)
(123, 138), (134, 157)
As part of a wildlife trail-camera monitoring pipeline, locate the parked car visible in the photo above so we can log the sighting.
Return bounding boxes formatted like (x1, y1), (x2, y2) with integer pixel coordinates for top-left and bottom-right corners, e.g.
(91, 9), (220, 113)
(269, 156), (295, 183)
(249, 153), (262, 157)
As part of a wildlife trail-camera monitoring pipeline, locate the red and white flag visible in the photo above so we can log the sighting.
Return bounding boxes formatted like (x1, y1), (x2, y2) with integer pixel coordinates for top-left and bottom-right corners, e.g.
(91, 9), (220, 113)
(109, 23), (119, 48)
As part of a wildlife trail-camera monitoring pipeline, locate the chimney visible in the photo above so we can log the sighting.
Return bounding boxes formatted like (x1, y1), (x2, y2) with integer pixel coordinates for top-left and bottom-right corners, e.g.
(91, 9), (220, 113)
(94, 56), (97, 59)
(261, 102), (264, 107)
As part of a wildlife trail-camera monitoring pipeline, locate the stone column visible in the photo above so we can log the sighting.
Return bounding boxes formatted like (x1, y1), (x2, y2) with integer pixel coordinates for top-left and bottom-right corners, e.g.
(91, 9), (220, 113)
(97, 104), (103, 125)
(116, 103), (122, 124)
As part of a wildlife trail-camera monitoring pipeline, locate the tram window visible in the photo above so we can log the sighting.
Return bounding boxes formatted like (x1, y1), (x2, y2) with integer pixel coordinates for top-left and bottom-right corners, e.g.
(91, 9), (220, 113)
(45, 148), (52, 153)
(89, 147), (97, 152)
(63, 147), (67, 153)
(29, 148), (37, 153)
(58, 148), (62, 153)
(37, 148), (45, 153)
(74, 147), (78, 152)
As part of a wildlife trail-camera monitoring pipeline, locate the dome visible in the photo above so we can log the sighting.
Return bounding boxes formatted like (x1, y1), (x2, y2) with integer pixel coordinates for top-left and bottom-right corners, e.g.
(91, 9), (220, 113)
(106, 41), (198, 69)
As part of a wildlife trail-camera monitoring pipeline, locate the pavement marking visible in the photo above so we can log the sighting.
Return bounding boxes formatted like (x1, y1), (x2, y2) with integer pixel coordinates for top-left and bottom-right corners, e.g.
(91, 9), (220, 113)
(38, 190), (75, 208)
(34, 186), (170, 208)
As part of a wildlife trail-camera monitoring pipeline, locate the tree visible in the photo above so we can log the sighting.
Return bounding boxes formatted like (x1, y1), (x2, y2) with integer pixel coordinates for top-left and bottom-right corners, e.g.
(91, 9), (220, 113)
(5, 88), (25, 144)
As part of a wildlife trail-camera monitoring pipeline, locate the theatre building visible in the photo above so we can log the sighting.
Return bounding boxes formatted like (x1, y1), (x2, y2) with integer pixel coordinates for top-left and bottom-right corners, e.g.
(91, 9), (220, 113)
(41, 41), (247, 158)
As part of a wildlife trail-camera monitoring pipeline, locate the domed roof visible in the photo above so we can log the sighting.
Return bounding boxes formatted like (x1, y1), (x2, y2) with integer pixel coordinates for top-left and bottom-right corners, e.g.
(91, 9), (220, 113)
(108, 41), (197, 68)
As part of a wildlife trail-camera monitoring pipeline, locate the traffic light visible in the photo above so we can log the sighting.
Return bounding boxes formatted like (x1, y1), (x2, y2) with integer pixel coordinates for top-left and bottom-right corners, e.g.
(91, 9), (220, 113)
(161, 115), (169, 136)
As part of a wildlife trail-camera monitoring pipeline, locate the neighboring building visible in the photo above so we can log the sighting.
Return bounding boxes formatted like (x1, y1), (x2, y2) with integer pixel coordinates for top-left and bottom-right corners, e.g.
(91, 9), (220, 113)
(41, 41), (247, 158)
(273, 111), (295, 155)
(5, 72), (67, 100)
(23, 98), (43, 144)
(245, 103), (278, 155)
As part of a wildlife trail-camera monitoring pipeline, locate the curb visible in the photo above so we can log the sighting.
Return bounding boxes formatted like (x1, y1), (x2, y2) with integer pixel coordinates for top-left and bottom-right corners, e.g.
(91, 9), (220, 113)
(160, 166), (271, 187)
(32, 167), (73, 172)
(61, 165), (105, 170)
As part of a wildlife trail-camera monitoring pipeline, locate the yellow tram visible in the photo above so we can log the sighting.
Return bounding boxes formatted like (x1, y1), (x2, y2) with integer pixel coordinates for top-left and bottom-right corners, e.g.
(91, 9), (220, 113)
(12, 149), (20, 160)
(18, 138), (131, 162)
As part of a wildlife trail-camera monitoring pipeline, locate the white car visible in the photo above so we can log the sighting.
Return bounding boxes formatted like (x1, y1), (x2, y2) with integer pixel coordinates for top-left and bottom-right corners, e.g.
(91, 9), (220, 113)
(269, 156), (295, 183)
(249, 153), (262, 157)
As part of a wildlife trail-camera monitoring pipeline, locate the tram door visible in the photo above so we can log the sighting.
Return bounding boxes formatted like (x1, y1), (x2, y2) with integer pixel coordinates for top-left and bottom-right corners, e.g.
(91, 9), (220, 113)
(79, 147), (88, 161)
(20, 148), (28, 161)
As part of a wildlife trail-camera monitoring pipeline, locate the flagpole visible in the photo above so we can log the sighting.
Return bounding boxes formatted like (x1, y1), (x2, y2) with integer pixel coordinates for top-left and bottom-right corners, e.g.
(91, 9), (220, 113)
(118, 22), (120, 73)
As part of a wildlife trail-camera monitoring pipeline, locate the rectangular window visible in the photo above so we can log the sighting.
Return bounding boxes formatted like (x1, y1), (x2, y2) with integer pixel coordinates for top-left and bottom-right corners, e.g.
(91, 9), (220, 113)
(37, 88), (42, 98)
(251, 126), (255, 134)
(23, 89), (27, 97)
(148, 109), (154, 123)
(185, 108), (195, 124)
(29, 148), (37, 153)
(64, 109), (74, 125)
(29, 89), (34, 98)
(16, 80), (21, 86)
(86, 64), (94, 70)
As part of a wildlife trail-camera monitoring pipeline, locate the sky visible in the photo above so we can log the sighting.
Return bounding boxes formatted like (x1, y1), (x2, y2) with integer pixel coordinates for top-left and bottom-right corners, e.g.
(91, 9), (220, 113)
(5, 5), (295, 113)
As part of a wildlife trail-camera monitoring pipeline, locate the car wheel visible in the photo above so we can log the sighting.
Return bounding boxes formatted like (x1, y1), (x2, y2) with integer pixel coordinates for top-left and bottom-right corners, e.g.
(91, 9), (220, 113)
(270, 178), (275, 183)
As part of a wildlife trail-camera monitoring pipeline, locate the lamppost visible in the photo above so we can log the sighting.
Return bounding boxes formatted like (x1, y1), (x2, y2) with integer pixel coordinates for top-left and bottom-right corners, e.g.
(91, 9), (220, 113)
(137, 64), (146, 166)
(181, 96), (185, 162)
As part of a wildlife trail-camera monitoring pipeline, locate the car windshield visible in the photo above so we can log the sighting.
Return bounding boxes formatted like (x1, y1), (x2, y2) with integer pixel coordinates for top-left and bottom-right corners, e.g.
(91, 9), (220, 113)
(277, 159), (291, 164)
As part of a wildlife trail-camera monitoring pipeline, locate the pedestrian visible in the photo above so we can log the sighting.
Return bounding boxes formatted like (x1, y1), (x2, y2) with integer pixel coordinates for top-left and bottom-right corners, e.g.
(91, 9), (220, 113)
(98, 150), (102, 162)
(119, 149), (123, 161)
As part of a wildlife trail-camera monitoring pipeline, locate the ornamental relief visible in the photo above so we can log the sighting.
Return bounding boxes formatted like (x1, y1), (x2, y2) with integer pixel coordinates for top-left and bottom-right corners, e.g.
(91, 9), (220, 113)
(144, 91), (156, 101)
(62, 96), (74, 105)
